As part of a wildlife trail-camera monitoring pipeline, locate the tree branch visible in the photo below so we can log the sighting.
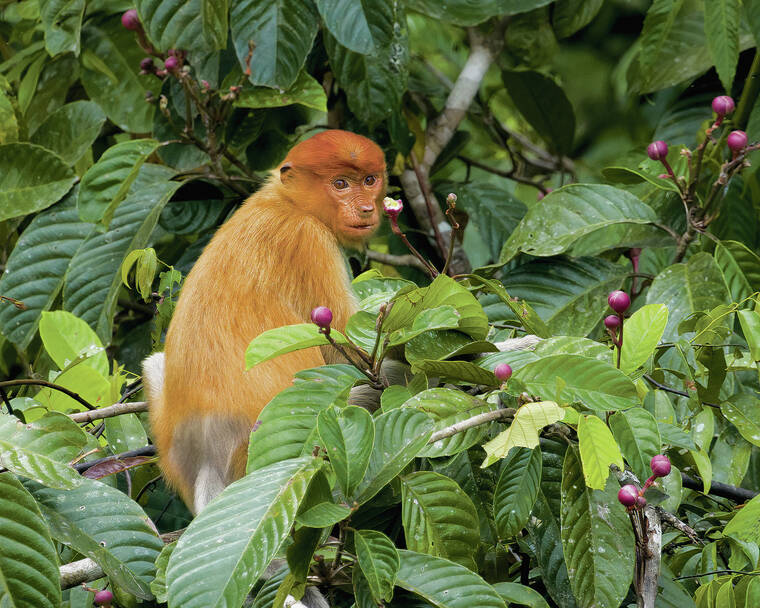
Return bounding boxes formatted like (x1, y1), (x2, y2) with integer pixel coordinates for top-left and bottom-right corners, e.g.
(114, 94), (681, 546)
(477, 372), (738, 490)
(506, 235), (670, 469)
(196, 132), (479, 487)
(69, 401), (148, 423)
(365, 249), (429, 273)
(0, 379), (96, 410)
(428, 407), (514, 443)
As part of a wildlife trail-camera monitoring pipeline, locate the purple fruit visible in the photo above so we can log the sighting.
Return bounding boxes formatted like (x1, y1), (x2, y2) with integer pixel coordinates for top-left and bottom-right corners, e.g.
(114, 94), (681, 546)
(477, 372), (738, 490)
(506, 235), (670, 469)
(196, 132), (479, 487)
(494, 363), (512, 382)
(650, 454), (671, 477)
(711, 96), (735, 117)
(727, 130), (748, 152)
(121, 9), (140, 30)
(618, 484), (638, 507)
(647, 140), (668, 161)
(310, 306), (333, 329)
(608, 290), (631, 314)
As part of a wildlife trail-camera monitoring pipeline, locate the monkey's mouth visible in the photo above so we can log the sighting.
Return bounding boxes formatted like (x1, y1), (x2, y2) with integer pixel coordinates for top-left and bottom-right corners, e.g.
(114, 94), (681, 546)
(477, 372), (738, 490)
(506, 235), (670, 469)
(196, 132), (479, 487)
(349, 223), (377, 231)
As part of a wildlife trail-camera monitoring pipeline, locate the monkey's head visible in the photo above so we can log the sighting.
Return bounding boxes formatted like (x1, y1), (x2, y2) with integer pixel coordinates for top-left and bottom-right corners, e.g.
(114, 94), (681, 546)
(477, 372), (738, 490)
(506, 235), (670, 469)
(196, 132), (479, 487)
(278, 130), (387, 247)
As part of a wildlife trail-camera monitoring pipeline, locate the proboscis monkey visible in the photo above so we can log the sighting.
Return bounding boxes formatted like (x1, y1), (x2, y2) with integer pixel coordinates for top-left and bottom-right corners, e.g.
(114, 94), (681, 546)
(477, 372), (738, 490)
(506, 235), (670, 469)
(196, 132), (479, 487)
(142, 130), (387, 514)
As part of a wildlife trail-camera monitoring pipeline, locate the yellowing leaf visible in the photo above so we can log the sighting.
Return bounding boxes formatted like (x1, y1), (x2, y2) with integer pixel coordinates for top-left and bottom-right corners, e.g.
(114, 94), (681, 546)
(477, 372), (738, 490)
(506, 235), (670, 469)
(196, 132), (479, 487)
(578, 415), (624, 489)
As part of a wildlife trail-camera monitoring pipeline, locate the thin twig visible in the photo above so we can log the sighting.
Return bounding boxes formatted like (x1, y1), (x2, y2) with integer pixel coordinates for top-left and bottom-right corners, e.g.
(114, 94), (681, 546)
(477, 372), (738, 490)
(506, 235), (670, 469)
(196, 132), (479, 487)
(642, 375), (719, 409)
(0, 379), (96, 410)
(69, 401), (148, 423)
(655, 507), (703, 545)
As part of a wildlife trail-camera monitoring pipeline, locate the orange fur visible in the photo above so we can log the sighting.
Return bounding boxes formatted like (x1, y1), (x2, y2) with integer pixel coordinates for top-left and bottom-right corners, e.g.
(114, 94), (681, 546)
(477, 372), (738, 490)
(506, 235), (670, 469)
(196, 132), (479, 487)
(146, 130), (386, 511)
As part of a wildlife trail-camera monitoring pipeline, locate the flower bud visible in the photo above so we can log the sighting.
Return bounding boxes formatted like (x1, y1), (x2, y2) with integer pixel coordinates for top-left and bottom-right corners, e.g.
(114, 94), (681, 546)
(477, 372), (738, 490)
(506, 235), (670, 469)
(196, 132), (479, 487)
(711, 95), (735, 117)
(608, 290), (631, 314)
(618, 484), (638, 507)
(494, 363), (512, 382)
(647, 140), (668, 161)
(121, 9), (140, 30)
(727, 130), (748, 152)
(164, 55), (180, 71)
(650, 454), (671, 477)
(94, 589), (115, 606)
(382, 196), (403, 218)
(446, 193), (457, 205)
(140, 57), (154, 74)
(310, 306), (333, 329)
(636, 495), (647, 508)
(604, 315), (621, 330)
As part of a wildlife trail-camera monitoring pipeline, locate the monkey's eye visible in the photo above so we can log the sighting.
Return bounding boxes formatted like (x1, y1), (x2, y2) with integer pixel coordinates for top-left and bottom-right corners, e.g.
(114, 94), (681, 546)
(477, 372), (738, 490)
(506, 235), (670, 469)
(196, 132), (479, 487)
(333, 179), (349, 190)
(364, 175), (377, 186)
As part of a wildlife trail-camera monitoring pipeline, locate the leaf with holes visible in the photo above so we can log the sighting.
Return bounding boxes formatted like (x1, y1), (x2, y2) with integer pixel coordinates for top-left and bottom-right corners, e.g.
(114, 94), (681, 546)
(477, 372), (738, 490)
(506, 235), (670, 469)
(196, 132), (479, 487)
(493, 447), (542, 539)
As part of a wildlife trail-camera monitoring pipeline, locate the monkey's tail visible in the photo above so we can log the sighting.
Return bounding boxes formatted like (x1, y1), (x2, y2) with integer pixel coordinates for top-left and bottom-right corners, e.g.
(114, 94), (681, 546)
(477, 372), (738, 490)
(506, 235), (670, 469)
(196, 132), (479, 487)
(142, 352), (165, 404)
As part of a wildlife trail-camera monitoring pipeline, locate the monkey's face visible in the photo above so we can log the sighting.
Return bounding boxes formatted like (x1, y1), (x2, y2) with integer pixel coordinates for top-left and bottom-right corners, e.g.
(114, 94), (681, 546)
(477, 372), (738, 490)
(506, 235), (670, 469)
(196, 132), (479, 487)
(328, 172), (385, 246)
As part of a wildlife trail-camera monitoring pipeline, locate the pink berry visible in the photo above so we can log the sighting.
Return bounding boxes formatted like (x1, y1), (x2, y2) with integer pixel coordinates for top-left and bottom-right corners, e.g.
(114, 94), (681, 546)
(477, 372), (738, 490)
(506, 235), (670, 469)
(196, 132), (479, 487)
(311, 306), (333, 329)
(94, 589), (114, 605)
(647, 140), (668, 161)
(711, 96), (735, 116)
(121, 9), (140, 30)
(604, 315), (621, 330)
(618, 484), (638, 507)
(636, 495), (647, 508)
(607, 290), (631, 314)
(164, 56), (180, 71)
(727, 130), (748, 152)
(650, 454), (671, 477)
(139, 57), (154, 73)
(494, 363), (512, 382)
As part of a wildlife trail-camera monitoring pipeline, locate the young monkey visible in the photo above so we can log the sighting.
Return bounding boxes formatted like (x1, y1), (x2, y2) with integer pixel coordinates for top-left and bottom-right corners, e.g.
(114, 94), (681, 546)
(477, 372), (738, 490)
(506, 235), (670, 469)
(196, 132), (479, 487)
(143, 130), (387, 514)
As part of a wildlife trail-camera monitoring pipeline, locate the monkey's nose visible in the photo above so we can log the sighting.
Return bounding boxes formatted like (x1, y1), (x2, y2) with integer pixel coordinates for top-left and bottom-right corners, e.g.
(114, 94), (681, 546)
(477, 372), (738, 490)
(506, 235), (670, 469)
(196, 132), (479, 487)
(359, 203), (375, 214)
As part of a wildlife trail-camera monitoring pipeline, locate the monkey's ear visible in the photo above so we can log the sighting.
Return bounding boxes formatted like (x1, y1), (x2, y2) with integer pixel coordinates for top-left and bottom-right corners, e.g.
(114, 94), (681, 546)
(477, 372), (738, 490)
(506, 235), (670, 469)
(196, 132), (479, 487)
(279, 162), (293, 183)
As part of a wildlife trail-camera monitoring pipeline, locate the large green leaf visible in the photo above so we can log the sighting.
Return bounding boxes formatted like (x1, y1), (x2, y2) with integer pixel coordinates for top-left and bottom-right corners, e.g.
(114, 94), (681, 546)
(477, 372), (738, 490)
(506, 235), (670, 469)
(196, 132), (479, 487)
(395, 550), (507, 608)
(247, 365), (366, 472)
(721, 394), (760, 448)
(316, 0), (381, 54)
(493, 582), (550, 608)
(0, 412), (87, 490)
(0, 143), (75, 223)
(560, 447), (634, 608)
(78, 138), (160, 225)
(406, 0), (552, 25)
(40, 0), (85, 56)
(166, 457), (321, 608)
(738, 309), (760, 361)
(501, 70), (575, 156)
(30, 101), (106, 165)
(0, 474), (61, 608)
(610, 408), (662, 482)
(619, 303), (668, 374)
(714, 240), (760, 303)
(400, 471), (479, 568)
(64, 165), (182, 343)
(552, 0), (604, 38)
(387, 306), (461, 347)
(38, 310), (109, 376)
(500, 184), (657, 261)
(317, 405), (374, 499)
(355, 408), (434, 504)
(325, 0), (408, 127)
(493, 447), (542, 539)
(646, 252), (731, 341)
(0, 190), (95, 348)
(703, 0), (740, 92)
(245, 323), (348, 369)
(136, 0), (226, 53)
(230, 0), (319, 88)
(467, 275), (550, 338)
(80, 18), (159, 132)
(234, 69), (328, 112)
(402, 388), (497, 458)
(412, 359), (497, 385)
(724, 492), (760, 544)
(354, 529), (399, 603)
(29, 478), (163, 599)
(577, 415), (624, 490)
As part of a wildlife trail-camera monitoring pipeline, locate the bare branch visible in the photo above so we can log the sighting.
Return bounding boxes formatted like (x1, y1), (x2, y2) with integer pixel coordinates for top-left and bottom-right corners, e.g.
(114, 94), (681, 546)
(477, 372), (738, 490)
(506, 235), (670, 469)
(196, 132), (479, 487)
(60, 558), (104, 590)
(70, 401), (148, 423)
(428, 408), (514, 443)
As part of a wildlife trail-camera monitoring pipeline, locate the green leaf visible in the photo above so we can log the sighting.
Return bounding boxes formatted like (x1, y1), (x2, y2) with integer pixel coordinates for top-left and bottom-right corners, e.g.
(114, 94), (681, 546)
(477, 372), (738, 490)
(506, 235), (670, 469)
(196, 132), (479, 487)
(724, 493), (760, 544)
(482, 401), (565, 468)
(501, 69), (575, 156)
(317, 405), (374, 499)
(609, 408), (662, 482)
(714, 240), (760, 302)
(151, 541), (176, 603)
(136, 0), (227, 52)
(78, 138), (160, 225)
(560, 447), (634, 608)
(646, 253), (731, 341)
(29, 477), (163, 599)
(80, 19), (159, 132)
(516, 354), (640, 411)
(492, 582), (550, 608)
(295, 502), (351, 528)
(0, 75), (18, 144)
(395, 550), (507, 608)
(403, 388), (496, 458)
(400, 471), (479, 568)
(704, 0), (740, 92)
(315, 0), (380, 53)
(534, 336), (612, 361)
(577, 415), (624, 489)
(0, 474), (61, 608)
(64, 165), (182, 342)
(384, 274), (489, 340)
(38, 310), (109, 376)
(166, 457), (321, 608)
(355, 408), (434, 505)
(230, 0), (319, 88)
(0, 143), (75, 223)
(467, 275), (550, 338)
(619, 303), (668, 374)
(601, 166), (680, 192)
(737, 309), (760, 361)
(324, 1), (408, 127)
(245, 323), (348, 369)
(387, 306), (462, 347)
(30, 101), (106, 166)
(234, 69), (327, 112)
(406, 0), (552, 25)
(412, 359), (497, 385)
(40, 0), (85, 56)
(247, 365), (367, 472)
(501, 184), (657, 261)
(552, 0), (604, 38)
(722, 394), (760, 447)
(0, 412), (87, 489)
(493, 447), (542, 539)
(354, 529), (400, 603)
(0, 190), (95, 348)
